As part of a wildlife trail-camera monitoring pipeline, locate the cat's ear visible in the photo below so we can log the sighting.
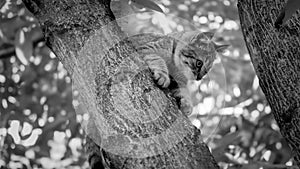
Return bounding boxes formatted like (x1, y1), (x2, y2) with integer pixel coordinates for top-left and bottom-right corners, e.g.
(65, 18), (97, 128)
(203, 32), (215, 40)
(214, 43), (230, 53)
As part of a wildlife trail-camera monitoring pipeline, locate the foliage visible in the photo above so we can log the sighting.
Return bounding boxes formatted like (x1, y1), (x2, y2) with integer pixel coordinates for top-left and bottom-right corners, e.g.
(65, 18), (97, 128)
(0, 0), (296, 169)
(0, 1), (87, 168)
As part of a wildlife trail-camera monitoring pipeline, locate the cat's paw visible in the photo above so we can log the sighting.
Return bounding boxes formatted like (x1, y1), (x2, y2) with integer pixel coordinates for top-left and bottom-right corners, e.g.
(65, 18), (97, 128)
(180, 98), (193, 116)
(153, 70), (170, 88)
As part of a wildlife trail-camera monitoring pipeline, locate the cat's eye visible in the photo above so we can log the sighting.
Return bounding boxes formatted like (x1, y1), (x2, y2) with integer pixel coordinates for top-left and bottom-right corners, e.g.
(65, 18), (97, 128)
(196, 60), (203, 67)
(184, 61), (189, 65)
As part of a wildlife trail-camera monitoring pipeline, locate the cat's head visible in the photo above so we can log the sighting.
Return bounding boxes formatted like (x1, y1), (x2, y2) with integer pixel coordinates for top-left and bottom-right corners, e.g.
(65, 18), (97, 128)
(172, 31), (229, 81)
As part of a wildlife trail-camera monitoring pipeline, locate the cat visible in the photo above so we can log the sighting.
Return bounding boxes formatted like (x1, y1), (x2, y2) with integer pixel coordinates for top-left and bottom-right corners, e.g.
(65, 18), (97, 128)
(128, 31), (228, 114)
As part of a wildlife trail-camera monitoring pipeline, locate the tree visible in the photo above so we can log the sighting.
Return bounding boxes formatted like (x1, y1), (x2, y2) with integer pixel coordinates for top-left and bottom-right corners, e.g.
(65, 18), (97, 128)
(21, 0), (219, 168)
(237, 0), (300, 167)
(2, 0), (298, 168)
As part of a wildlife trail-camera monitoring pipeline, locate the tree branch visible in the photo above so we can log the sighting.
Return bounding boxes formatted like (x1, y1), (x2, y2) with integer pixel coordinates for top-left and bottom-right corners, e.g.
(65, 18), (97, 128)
(22, 0), (219, 168)
(238, 0), (300, 166)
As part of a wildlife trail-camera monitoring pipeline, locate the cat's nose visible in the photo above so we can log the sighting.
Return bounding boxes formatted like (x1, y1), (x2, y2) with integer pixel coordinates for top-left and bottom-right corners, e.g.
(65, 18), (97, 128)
(196, 74), (203, 81)
(196, 70), (207, 80)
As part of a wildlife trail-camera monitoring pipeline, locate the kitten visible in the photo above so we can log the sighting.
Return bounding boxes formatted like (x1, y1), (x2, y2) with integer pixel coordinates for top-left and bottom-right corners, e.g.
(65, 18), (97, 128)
(129, 31), (228, 114)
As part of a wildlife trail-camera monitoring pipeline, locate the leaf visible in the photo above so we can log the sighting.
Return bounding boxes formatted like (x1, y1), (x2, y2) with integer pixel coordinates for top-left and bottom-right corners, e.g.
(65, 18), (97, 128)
(212, 132), (241, 161)
(241, 162), (260, 169)
(0, 60), (4, 73)
(252, 75), (259, 90)
(14, 29), (33, 65)
(0, 0), (8, 13)
(131, 0), (164, 13)
(0, 16), (30, 43)
(215, 131), (241, 146)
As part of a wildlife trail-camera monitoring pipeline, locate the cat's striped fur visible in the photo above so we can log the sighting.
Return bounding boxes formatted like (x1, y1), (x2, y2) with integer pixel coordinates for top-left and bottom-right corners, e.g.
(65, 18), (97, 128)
(129, 31), (228, 114)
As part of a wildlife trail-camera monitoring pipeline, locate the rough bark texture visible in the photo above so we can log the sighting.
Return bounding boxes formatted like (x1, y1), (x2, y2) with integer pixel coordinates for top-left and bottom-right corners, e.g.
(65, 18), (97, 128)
(237, 0), (300, 166)
(22, 0), (219, 168)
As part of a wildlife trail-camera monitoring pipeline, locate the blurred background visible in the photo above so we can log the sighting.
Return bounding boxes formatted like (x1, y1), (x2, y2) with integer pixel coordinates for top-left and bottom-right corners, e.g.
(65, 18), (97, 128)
(0, 0), (295, 168)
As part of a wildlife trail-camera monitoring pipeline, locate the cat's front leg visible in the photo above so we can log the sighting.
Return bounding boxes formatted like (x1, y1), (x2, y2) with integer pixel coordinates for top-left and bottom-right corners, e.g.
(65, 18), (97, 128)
(180, 98), (193, 116)
(144, 54), (170, 88)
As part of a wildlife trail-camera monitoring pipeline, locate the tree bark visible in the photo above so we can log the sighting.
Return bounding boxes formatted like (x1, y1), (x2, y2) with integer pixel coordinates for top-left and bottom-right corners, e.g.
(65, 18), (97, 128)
(22, 0), (219, 168)
(237, 0), (300, 166)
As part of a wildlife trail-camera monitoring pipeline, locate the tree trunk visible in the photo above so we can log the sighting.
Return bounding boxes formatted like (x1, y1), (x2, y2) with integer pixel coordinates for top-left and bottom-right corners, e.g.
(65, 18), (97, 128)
(22, 0), (219, 168)
(237, 0), (300, 166)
